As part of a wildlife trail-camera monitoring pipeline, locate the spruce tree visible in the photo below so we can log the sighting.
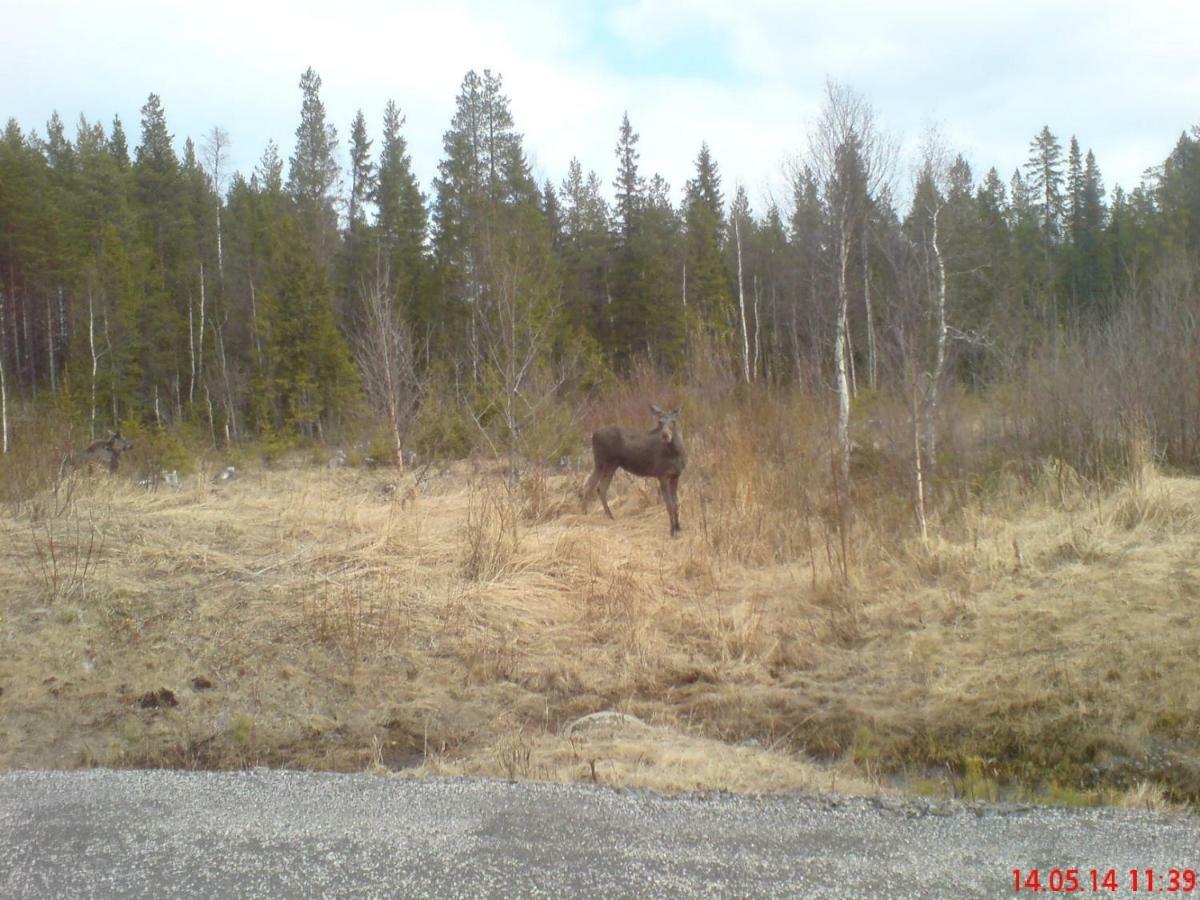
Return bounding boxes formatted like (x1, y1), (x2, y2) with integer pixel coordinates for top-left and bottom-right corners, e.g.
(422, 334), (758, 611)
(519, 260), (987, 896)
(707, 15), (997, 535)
(372, 100), (428, 330)
(1024, 126), (1065, 244)
(339, 108), (376, 322)
(684, 142), (730, 338)
(560, 158), (613, 346)
(287, 67), (340, 271)
(609, 113), (647, 366)
(109, 115), (130, 169)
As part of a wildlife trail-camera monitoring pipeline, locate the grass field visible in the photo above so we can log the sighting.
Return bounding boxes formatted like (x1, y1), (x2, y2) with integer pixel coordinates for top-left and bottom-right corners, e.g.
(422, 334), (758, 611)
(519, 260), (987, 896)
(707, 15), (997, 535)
(2, 439), (1199, 808)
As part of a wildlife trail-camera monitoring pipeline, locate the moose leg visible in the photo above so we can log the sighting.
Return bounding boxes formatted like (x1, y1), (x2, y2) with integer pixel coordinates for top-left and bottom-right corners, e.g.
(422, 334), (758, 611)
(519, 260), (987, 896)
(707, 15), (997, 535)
(667, 475), (681, 536)
(658, 477), (673, 534)
(582, 468), (601, 512)
(596, 467), (617, 519)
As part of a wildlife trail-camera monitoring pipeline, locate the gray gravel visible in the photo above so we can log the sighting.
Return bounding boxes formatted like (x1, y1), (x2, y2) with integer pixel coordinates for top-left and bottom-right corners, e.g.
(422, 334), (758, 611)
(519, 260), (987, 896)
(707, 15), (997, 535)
(2, 769), (1198, 898)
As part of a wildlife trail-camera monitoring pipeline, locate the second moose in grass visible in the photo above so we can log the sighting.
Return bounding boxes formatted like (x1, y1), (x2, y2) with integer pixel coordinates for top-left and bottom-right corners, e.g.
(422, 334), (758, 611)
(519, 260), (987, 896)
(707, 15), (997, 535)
(583, 405), (686, 537)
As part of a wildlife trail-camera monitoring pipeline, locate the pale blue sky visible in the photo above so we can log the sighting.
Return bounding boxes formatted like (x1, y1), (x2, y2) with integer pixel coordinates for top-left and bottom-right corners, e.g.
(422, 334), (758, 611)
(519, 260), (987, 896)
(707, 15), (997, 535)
(3, 0), (1198, 214)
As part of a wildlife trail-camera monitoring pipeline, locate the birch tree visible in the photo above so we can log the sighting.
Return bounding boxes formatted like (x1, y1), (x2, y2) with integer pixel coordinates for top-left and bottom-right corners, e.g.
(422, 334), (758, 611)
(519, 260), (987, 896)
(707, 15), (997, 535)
(201, 126), (231, 282)
(911, 130), (952, 473)
(803, 81), (894, 546)
(730, 185), (753, 382)
(355, 264), (420, 468)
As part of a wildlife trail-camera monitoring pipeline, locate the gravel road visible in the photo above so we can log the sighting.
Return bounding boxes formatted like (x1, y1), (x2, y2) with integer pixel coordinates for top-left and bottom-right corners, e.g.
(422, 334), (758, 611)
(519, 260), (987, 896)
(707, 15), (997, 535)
(2, 769), (1198, 898)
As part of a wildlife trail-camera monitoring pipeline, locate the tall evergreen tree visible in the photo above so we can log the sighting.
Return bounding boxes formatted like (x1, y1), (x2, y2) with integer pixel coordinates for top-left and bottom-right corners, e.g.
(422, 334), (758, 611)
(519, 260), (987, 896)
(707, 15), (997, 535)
(612, 112), (643, 245)
(560, 158), (613, 346)
(432, 69), (553, 392)
(346, 110), (375, 232)
(608, 113), (648, 365)
(109, 115), (129, 169)
(287, 67), (340, 271)
(641, 174), (685, 367)
(339, 108), (376, 321)
(372, 100), (428, 331)
(1025, 126), (1065, 244)
(684, 142), (730, 338)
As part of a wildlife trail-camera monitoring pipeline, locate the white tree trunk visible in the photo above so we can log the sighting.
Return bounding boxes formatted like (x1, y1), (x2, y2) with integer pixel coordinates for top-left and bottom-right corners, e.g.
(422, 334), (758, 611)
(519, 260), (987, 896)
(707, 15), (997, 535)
(187, 299), (196, 407)
(863, 240), (877, 391)
(198, 261), (206, 406)
(834, 221), (852, 494)
(249, 276), (263, 368)
(924, 204), (948, 471)
(22, 301), (34, 399)
(833, 227), (853, 580)
(212, 319), (235, 444)
(0, 338), (7, 456)
(215, 207), (224, 283)
(734, 215), (751, 383)
(102, 307), (117, 426)
(48, 287), (59, 395)
(0, 287), (8, 454)
(911, 358), (928, 542)
(752, 273), (761, 381)
(88, 285), (99, 439)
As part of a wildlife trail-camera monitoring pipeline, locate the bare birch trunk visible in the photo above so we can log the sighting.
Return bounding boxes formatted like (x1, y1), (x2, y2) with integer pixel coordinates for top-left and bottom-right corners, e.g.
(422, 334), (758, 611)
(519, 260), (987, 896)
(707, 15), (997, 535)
(187, 299), (196, 407)
(911, 357), (928, 543)
(0, 287), (8, 454)
(845, 319), (857, 400)
(752, 273), (762, 382)
(58, 288), (67, 372)
(48, 288), (59, 395)
(22, 300), (35, 399)
(863, 240), (877, 391)
(249, 276), (263, 368)
(204, 383), (216, 448)
(791, 294), (803, 382)
(924, 204), (948, 472)
(833, 219), (853, 576)
(734, 215), (751, 383)
(198, 261), (206, 399)
(356, 268), (416, 471)
(0, 338), (7, 456)
(88, 285), (99, 439)
(215, 208), (224, 283)
(103, 308), (116, 427)
(212, 318), (235, 444)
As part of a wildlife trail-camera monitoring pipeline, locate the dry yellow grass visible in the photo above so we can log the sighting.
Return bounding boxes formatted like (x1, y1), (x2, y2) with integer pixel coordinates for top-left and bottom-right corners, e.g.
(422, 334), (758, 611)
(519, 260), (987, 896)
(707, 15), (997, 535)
(1, 452), (1198, 805)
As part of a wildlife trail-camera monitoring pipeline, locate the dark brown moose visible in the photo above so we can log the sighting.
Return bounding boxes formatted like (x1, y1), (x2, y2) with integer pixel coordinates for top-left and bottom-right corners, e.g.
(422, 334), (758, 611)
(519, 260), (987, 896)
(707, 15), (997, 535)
(81, 431), (133, 473)
(583, 405), (686, 537)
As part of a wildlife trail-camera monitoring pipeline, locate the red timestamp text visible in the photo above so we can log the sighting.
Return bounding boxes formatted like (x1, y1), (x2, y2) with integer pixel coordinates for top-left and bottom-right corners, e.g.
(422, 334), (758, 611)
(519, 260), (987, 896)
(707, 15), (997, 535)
(1014, 868), (1199, 893)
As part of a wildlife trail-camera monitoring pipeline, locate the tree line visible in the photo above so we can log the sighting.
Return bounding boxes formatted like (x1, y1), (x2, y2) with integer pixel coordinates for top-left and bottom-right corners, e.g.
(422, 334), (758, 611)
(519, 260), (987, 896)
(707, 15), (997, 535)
(2, 68), (1199, 463)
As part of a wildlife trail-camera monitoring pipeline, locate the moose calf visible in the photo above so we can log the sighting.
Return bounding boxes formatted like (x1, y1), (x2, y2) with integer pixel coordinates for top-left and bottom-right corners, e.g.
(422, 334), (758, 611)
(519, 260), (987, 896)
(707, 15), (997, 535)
(583, 405), (686, 537)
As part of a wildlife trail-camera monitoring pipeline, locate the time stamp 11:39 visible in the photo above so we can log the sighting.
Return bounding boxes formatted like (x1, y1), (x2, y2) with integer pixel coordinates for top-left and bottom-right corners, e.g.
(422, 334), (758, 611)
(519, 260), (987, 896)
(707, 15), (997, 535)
(1014, 868), (1198, 893)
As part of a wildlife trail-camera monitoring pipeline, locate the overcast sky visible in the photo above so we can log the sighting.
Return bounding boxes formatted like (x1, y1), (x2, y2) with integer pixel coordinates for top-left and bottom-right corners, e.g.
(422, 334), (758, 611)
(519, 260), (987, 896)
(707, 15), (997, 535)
(4, 0), (1198, 214)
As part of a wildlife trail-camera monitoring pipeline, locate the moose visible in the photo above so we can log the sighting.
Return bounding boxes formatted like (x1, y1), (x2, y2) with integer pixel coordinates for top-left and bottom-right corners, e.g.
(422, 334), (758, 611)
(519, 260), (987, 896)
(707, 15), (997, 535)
(583, 405), (686, 537)
(77, 431), (133, 473)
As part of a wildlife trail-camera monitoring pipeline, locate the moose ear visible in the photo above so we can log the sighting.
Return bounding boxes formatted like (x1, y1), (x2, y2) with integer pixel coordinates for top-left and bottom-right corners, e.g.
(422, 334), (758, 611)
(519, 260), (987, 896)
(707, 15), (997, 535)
(649, 404), (664, 416)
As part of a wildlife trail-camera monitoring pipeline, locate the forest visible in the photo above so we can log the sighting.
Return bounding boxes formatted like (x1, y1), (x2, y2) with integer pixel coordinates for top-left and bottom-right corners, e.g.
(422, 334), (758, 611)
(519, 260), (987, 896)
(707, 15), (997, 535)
(1, 67), (1200, 499)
